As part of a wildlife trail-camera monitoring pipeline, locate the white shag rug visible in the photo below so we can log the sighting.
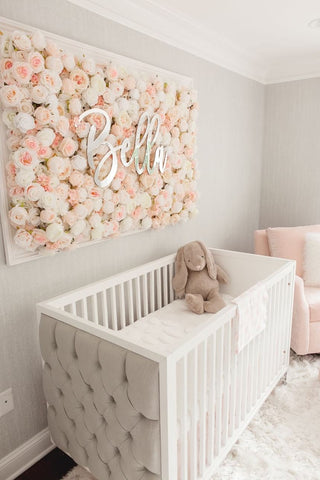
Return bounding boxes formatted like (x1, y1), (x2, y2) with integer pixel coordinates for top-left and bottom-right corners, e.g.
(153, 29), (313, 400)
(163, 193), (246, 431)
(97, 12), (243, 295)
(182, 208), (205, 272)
(62, 354), (320, 480)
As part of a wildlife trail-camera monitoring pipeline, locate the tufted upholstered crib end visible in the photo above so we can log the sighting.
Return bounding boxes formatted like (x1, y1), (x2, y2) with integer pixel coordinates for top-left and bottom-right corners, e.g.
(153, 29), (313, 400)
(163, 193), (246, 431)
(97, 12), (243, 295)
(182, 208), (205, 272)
(39, 314), (161, 480)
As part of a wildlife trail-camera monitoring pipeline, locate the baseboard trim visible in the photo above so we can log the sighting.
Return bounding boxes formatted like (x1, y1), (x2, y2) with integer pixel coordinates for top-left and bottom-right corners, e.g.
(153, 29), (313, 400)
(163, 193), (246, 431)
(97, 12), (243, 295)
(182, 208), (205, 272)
(0, 428), (54, 480)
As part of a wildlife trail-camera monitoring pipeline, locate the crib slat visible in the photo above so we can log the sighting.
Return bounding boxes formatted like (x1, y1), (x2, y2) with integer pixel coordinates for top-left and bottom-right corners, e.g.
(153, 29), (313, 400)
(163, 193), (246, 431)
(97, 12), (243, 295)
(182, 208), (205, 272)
(127, 280), (134, 325)
(91, 294), (98, 324)
(134, 277), (141, 320)
(180, 357), (188, 480)
(168, 263), (174, 302)
(142, 274), (148, 316)
(189, 348), (198, 480)
(207, 333), (216, 465)
(70, 303), (76, 315)
(119, 283), (126, 329)
(150, 271), (155, 313)
(235, 348), (243, 429)
(156, 268), (162, 309)
(229, 317), (237, 438)
(80, 298), (88, 321)
(163, 266), (168, 306)
(101, 290), (108, 327)
(199, 340), (207, 475)
(221, 322), (231, 446)
(215, 327), (223, 456)
(110, 287), (118, 330)
(241, 343), (249, 421)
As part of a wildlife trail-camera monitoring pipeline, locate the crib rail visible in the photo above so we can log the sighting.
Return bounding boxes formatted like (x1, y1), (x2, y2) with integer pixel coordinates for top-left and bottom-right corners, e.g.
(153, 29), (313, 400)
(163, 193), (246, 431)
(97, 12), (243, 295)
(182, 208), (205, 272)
(164, 263), (294, 480)
(53, 254), (175, 329)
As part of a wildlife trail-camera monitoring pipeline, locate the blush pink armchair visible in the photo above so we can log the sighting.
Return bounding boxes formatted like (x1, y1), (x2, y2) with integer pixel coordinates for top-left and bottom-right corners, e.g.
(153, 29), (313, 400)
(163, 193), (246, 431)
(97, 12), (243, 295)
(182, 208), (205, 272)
(255, 227), (320, 355)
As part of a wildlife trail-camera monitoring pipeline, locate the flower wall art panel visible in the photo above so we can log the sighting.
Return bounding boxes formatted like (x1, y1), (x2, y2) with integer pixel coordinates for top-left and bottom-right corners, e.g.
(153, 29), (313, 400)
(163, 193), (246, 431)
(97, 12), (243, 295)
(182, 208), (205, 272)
(0, 17), (198, 265)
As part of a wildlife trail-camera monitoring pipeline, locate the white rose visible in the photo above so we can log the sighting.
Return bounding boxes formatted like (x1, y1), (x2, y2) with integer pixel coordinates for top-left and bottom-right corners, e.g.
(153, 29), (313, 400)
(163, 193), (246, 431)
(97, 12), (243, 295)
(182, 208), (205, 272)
(26, 183), (44, 202)
(103, 200), (115, 214)
(82, 87), (98, 107)
(12, 31), (32, 51)
(116, 111), (131, 128)
(120, 217), (133, 232)
(14, 112), (35, 133)
(46, 223), (64, 242)
(129, 88), (140, 100)
(172, 201), (183, 214)
(57, 200), (69, 216)
(69, 97), (82, 115)
(82, 58), (96, 75)
(18, 99), (34, 114)
(31, 30), (46, 50)
(36, 128), (55, 147)
(90, 74), (105, 94)
(14, 229), (34, 250)
(91, 225), (104, 240)
(31, 85), (49, 104)
(141, 216), (152, 230)
(73, 204), (87, 219)
(71, 220), (86, 236)
(62, 53), (75, 71)
(15, 169), (35, 187)
(0, 35), (13, 57)
(46, 94), (58, 108)
(46, 56), (63, 73)
(9, 206), (28, 226)
(137, 192), (152, 209)
(71, 155), (87, 171)
(39, 191), (57, 210)
(103, 88), (115, 104)
(2, 110), (16, 129)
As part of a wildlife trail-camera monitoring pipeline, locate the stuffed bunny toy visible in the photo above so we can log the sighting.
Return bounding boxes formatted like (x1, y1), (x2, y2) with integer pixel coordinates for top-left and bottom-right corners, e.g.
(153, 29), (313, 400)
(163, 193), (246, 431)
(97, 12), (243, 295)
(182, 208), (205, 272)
(172, 241), (229, 314)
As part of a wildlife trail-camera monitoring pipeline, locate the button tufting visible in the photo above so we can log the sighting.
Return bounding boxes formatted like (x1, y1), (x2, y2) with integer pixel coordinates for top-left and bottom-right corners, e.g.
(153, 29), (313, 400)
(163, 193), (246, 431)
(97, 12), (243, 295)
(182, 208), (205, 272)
(114, 447), (120, 456)
(109, 395), (115, 404)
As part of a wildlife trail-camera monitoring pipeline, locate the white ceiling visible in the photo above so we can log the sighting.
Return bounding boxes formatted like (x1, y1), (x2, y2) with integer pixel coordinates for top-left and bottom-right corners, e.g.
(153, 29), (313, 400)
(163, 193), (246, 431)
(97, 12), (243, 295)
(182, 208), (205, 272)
(68, 0), (320, 83)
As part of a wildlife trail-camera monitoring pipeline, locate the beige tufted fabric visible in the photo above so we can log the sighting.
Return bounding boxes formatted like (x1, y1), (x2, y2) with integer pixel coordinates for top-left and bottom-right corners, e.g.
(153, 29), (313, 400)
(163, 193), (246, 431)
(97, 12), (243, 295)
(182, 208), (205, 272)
(39, 315), (161, 480)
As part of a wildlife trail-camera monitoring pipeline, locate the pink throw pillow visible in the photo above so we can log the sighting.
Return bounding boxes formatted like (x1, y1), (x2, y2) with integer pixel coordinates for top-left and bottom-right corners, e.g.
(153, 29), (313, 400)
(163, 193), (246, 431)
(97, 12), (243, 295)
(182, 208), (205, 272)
(267, 225), (320, 277)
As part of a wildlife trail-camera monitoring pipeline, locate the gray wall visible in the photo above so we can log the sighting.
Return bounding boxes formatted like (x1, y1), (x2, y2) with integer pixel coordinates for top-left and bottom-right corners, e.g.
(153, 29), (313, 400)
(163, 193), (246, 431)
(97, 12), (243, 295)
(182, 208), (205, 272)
(260, 78), (320, 228)
(0, 0), (264, 459)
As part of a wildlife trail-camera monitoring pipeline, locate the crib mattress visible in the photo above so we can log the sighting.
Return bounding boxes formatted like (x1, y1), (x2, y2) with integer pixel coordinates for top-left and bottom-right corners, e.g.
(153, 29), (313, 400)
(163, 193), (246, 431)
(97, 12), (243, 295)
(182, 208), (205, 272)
(115, 295), (233, 355)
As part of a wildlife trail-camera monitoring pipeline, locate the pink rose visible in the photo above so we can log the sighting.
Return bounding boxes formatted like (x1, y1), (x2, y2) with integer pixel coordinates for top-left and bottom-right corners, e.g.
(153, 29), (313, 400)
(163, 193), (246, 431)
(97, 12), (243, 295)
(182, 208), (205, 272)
(62, 78), (75, 95)
(57, 116), (70, 137)
(69, 171), (84, 187)
(35, 106), (51, 125)
(28, 52), (45, 73)
(12, 62), (33, 84)
(69, 68), (89, 92)
(39, 69), (62, 93)
(40, 209), (56, 223)
(26, 183), (44, 202)
(32, 228), (47, 246)
(13, 148), (39, 169)
(59, 137), (77, 157)
(14, 229), (34, 250)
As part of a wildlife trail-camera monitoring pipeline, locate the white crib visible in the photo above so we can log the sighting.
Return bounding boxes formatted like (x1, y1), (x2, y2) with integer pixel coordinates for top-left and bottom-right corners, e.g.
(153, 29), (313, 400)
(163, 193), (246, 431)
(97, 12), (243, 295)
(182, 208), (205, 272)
(38, 248), (295, 480)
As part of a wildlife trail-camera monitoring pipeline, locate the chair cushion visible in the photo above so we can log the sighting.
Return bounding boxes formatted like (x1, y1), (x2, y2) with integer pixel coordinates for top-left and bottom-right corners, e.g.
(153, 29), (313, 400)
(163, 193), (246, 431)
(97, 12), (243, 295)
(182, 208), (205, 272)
(304, 287), (320, 323)
(267, 225), (320, 277)
(303, 233), (320, 286)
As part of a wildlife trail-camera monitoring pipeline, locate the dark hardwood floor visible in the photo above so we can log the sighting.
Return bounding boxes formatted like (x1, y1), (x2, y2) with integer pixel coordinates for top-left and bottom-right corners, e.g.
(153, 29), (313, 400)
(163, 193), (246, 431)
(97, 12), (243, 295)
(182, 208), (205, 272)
(16, 448), (76, 480)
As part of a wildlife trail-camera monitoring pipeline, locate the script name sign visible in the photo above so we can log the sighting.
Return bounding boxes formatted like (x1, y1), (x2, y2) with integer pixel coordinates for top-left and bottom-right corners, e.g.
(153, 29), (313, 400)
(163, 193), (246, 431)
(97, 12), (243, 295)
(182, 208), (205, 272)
(79, 108), (168, 188)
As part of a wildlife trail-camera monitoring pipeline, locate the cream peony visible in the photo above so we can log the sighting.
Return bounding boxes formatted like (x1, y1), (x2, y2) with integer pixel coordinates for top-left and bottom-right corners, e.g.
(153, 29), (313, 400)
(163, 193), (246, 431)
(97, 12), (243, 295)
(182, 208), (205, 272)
(62, 53), (75, 71)
(46, 56), (63, 73)
(39, 69), (62, 93)
(82, 58), (96, 75)
(90, 74), (105, 94)
(69, 68), (89, 92)
(12, 62), (33, 84)
(71, 154), (87, 171)
(71, 219), (86, 236)
(12, 31), (32, 51)
(26, 183), (44, 202)
(0, 85), (23, 108)
(9, 206), (28, 226)
(14, 229), (34, 250)
(31, 85), (49, 104)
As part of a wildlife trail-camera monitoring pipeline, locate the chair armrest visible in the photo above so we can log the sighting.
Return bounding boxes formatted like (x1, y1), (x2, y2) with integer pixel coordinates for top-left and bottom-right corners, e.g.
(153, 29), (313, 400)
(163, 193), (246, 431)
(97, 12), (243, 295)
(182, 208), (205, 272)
(291, 275), (310, 354)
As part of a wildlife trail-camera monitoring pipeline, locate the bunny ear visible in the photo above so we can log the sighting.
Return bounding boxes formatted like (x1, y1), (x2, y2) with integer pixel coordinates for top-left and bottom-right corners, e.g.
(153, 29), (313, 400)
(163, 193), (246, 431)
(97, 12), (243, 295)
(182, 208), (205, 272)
(197, 241), (217, 280)
(172, 247), (188, 293)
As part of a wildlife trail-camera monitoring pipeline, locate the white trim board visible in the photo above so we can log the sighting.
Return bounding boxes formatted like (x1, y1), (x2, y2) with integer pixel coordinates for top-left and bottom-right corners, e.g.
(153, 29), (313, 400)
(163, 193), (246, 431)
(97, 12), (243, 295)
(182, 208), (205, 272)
(67, 0), (320, 85)
(67, 0), (267, 84)
(0, 428), (54, 480)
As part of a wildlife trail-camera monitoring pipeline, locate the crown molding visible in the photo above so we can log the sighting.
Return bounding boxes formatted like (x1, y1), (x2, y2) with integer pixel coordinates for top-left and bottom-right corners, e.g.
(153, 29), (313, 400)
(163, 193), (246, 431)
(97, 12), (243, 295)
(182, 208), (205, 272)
(67, 0), (267, 84)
